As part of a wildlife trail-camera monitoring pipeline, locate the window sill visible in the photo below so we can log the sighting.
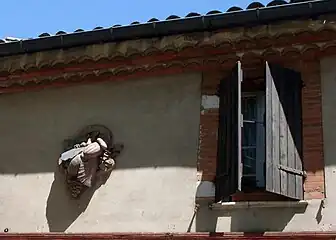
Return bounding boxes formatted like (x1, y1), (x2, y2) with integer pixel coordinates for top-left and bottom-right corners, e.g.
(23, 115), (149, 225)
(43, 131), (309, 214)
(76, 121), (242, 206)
(209, 200), (309, 210)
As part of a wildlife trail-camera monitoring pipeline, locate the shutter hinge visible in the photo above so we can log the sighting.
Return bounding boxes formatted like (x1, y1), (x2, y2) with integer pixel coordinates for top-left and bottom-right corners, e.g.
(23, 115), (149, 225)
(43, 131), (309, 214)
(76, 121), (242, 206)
(278, 165), (307, 178)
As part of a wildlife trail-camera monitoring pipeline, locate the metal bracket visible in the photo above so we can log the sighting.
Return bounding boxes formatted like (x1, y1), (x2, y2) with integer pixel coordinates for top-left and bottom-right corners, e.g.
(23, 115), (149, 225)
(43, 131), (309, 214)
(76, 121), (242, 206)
(278, 165), (307, 178)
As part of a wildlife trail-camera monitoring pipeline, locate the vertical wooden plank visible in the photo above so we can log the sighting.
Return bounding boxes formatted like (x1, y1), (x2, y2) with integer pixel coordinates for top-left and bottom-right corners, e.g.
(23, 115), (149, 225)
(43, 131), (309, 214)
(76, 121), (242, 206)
(271, 65), (281, 195)
(215, 61), (243, 201)
(278, 73), (289, 197)
(215, 77), (229, 202)
(265, 63), (274, 193)
(265, 62), (304, 200)
(294, 78), (303, 200)
(286, 81), (296, 199)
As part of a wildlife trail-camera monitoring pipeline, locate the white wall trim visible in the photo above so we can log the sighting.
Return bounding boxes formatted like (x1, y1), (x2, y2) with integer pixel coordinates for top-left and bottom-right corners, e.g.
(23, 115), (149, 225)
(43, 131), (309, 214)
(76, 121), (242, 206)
(210, 200), (310, 210)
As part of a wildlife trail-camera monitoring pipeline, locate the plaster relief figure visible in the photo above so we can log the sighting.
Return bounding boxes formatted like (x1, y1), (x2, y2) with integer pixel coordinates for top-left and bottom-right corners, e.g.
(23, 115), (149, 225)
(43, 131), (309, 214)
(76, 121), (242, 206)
(58, 125), (123, 198)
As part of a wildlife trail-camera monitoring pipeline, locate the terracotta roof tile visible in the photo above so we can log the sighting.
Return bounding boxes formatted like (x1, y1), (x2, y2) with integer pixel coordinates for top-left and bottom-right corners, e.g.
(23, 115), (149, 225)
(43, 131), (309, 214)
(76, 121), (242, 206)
(0, 0), (335, 57)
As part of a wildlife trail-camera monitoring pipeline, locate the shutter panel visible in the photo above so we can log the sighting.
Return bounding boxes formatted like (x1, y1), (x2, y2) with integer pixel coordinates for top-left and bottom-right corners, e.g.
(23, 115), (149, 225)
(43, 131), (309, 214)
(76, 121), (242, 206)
(215, 61), (243, 202)
(265, 62), (304, 200)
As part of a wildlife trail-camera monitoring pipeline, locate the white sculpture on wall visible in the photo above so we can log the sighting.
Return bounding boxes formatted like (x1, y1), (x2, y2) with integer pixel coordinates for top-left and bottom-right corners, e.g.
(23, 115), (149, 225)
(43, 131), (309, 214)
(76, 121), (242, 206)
(58, 125), (123, 198)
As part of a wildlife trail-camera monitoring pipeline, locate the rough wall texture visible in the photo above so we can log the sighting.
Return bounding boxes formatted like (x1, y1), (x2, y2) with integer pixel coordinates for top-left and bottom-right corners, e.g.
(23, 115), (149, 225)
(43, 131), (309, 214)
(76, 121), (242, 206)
(0, 73), (201, 233)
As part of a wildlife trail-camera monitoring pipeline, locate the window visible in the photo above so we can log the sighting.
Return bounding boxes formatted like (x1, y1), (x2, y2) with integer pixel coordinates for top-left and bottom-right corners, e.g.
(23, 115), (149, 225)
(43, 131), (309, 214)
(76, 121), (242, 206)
(215, 61), (305, 202)
(242, 93), (265, 189)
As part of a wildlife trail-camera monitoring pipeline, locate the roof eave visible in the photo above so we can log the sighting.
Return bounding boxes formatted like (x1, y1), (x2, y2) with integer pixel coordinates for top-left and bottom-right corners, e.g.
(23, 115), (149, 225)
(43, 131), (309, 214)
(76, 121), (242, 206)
(0, 0), (336, 57)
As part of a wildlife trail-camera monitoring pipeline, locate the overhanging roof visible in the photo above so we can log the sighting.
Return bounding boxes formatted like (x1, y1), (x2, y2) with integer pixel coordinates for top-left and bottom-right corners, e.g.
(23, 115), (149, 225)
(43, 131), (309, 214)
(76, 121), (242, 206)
(0, 0), (336, 57)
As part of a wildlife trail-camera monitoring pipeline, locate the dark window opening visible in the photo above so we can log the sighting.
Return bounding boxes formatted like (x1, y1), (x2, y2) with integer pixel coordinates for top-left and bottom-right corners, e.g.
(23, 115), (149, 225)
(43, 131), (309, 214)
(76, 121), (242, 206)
(241, 93), (265, 190)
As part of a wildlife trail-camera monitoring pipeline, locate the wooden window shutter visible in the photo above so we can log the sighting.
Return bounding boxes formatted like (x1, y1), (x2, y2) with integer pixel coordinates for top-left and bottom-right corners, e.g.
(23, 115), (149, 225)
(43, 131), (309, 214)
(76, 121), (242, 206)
(265, 62), (304, 200)
(215, 61), (243, 202)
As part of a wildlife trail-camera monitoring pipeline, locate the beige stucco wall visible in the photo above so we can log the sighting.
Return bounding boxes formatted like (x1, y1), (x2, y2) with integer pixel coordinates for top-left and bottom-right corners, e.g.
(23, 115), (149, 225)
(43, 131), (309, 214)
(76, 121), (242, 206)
(0, 73), (201, 233)
(1, 59), (336, 233)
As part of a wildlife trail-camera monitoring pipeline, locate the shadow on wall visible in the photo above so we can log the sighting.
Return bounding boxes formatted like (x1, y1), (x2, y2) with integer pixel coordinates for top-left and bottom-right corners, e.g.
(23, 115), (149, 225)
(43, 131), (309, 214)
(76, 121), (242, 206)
(195, 200), (307, 232)
(46, 165), (111, 232)
(46, 166), (93, 232)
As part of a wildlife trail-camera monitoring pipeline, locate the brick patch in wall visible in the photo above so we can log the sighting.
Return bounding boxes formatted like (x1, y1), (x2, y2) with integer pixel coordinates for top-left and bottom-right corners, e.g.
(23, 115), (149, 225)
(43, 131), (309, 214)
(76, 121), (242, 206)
(198, 72), (225, 185)
(198, 91), (220, 182)
(198, 109), (219, 182)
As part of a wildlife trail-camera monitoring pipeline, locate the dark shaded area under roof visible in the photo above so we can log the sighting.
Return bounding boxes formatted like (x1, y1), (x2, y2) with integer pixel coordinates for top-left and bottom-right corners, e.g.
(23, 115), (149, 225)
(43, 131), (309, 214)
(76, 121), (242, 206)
(0, 0), (336, 57)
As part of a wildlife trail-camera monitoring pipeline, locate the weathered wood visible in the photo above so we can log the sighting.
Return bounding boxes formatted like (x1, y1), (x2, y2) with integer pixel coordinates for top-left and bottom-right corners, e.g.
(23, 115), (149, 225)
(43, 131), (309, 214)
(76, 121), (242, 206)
(293, 76), (304, 200)
(265, 62), (303, 200)
(271, 63), (281, 195)
(279, 74), (288, 197)
(265, 63), (274, 193)
(287, 84), (297, 199)
(215, 61), (242, 201)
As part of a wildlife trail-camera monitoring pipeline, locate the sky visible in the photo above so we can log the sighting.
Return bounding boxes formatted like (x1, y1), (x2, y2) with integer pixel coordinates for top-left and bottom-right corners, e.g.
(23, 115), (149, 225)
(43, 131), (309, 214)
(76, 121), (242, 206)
(0, 0), (271, 40)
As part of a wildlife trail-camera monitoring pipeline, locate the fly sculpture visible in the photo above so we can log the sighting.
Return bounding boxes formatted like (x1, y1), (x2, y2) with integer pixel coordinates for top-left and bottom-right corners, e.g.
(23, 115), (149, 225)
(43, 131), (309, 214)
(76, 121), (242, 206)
(58, 125), (124, 198)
